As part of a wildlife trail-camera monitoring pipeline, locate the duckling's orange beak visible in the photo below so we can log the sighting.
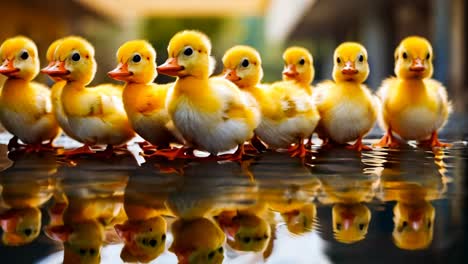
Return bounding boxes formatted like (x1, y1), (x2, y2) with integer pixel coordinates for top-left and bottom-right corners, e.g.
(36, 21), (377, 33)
(0, 210), (20, 233)
(341, 61), (358, 75)
(282, 64), (298, 78)
(41, 61), (70, 77)
(0, 59), (19, 77)
(409, 211), (423, 231)
(341, 211), (355, 230)
(157, 58), (184, 76)
(410, 58), (425, 72)
(44, 225), (73, 242)
(224, 68), (241, 82)
(108, 63), (132, 81)
(115, 222), (138, 243)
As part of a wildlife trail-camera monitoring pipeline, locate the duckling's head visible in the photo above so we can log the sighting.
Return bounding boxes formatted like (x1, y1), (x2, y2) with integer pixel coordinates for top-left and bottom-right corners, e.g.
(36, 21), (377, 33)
(332, 203), (371, 244)
(115, 216), (167, 263)
(333, 42), (369, 83)
(0, 36), (39, 81)
(158, 30), (212, 79)
(169, 218), (225, 264)
(45, 220), (104, 264)
(0, 207), (41, 246)
(41, 36), (96, 85)
(281, 204), (317, 235)
(394, 36), (433, 79)
(282, 46), (314, 85)
(392, 201), (435, 250)
(215, 211), (270, 253)
(222, 45), (263, 88)
(43, 38), (64, 82)
(108, 40), (157, 84)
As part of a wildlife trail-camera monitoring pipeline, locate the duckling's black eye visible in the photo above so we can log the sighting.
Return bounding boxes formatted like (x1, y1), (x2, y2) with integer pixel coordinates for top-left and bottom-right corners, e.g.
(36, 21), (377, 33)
(218, 247), (223, 253)
(24, 228), (32, 236)
(242, 237), (251, 243)
(427, 221), (432, 229)
(132, 54), (141, 63)
(336, 223), (342, 230)
(89, 248), (96, 255)
(79, 248), (86, 256)
(208, 251), (215, 259)
(359, 55), (364, 62)
(359, 224), (365, 231)
(162, 234), (166, 241)
(72, 53), (80, 62)
(184, 47), (193, 56)
(149, 239), (157, 247)
(402, 52), (408, 59)
(336, 57), (341, 64)
(241, 59), (249, 67)
(426, 53), (430, 60)
(299, 58), (305, 65)
(402, 221), (408, 228)
(20, 51), (29, 60)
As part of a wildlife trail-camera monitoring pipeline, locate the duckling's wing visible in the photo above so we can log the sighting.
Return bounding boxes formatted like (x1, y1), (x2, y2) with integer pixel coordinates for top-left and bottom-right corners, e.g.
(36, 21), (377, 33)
(312, 80), (334, 107)
(32, 82), (53, 115)
(425, 79), (452, 113)
(376, 77), (397, 102)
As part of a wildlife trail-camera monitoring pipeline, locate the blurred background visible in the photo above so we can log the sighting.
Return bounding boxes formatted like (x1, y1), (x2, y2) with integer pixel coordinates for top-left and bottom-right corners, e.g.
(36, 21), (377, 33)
(0, 0), (466, 114)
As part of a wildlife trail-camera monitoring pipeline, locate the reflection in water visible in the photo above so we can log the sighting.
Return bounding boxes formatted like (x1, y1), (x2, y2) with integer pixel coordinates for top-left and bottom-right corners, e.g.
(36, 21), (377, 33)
(379, 148), (447, 250)
(0, 152), (56, 246)
(313, 148), (381, 244)
(0, 137), (465, 263)
(44, 153), (134, 264)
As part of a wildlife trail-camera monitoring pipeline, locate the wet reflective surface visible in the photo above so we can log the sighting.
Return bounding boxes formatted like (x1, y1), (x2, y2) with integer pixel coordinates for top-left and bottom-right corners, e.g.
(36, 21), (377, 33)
(0, 133), (466, 264)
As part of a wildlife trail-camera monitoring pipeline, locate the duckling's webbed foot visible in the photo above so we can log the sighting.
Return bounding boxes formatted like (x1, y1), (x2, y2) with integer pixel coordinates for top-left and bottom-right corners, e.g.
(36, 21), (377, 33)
(288, 139), (308, 158)
(142, 146), (195, 160)
(373, 128), (400, 148)
(59, 144), (96, 157)
(419, 131), (452, 148)
(346, 137), (372, 151)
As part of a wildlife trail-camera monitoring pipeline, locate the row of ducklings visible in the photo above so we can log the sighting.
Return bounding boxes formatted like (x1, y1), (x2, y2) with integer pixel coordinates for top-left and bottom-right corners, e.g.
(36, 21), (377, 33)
(0, 30), (451, 159)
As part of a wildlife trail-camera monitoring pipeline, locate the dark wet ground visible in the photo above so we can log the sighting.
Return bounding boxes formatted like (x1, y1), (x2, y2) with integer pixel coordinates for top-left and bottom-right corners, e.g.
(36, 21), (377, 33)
(0, 127), (466, 264)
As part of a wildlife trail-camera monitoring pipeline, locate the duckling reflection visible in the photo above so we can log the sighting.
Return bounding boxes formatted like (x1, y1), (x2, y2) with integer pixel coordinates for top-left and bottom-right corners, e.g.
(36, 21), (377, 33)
(380, 149), (446, 250)
(0, 152), (57, 246)
(45, 154), (132, 264)
(312, 148), (380, 244)
(114, 162), (180, 263)
(166, 161), (258, 264)
(253, 151), (321, 235)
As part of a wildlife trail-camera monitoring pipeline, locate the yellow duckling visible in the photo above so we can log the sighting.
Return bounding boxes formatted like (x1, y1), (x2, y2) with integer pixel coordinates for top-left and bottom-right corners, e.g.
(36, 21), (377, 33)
(41, 36), (134, 156)
(169, 217), (225, 264)
(375, 36), (451, 148)
(157, 30), (259, 160)
(222, 45), (295, 153)
(108, 40), (182, 152)
(43, 37), (81, 142)
(265, 47), (320, 157)
(314, 42), (378, 151)
(0, 36), (60, 152)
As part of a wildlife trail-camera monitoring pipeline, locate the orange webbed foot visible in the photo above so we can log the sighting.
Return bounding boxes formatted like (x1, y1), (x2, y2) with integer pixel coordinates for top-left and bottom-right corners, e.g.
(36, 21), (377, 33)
(142, 146), (195, 160)
(373, 129), (401, 149)
(59, 145), (96, 157)
(288, 140), (308, 158)
(346, 137), (372, 151)
(419, 131), (452, 148)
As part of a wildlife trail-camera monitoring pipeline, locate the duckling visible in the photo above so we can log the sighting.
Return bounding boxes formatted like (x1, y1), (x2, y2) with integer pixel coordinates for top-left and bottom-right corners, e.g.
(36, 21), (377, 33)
(314, 42), (378, 151)
(108, 40), (182, 153)
(169, 218), (225, 264)
(157, 30), (259, 160)
(375, 36), (451, 148)
(265, 47), (320, 157)
(44, 37), (80, 141)
(0, 36), (60, 152)
(41, 36), (134, 156)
